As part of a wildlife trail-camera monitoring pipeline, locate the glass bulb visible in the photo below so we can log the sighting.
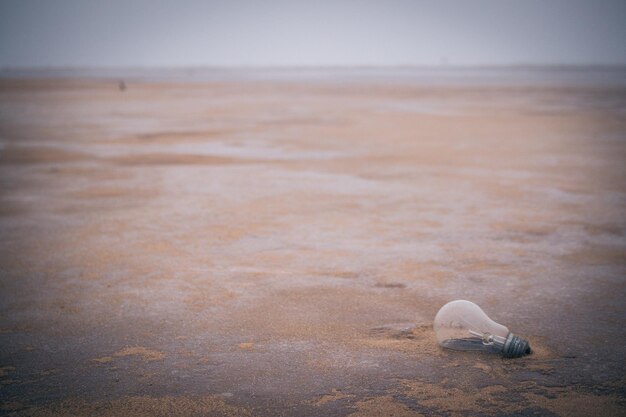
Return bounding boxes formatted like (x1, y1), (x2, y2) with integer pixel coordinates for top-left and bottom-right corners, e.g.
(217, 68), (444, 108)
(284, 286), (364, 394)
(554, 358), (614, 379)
(433, 300), (531, 358)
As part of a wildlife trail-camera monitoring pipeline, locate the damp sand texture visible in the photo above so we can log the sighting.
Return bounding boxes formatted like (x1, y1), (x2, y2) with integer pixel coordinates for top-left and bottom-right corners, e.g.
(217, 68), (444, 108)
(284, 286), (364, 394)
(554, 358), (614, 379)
(0, 69), (625, 417)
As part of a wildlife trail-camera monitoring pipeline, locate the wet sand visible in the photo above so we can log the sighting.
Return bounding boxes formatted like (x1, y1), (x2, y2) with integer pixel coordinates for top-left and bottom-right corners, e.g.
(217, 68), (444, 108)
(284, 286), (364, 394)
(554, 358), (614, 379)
(0, 70), (625, 416)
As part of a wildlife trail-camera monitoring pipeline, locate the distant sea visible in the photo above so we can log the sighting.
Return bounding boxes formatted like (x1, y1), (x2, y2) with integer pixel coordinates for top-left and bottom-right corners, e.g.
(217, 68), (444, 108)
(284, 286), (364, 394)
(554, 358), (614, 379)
(1, 66), (626, 87)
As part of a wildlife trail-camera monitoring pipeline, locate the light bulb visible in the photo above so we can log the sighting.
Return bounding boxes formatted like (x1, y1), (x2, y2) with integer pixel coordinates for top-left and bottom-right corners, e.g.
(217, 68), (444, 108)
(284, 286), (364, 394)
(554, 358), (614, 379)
(433, 300), (531, 358)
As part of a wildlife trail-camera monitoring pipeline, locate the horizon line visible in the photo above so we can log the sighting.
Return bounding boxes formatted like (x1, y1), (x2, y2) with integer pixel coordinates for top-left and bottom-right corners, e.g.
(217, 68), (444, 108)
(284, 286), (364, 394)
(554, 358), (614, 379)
(2, 63), (626, 71)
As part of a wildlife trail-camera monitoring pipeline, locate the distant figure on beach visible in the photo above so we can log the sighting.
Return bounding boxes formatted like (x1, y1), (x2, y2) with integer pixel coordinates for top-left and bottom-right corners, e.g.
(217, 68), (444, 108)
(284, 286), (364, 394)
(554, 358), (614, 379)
(118, 80), (126, 91)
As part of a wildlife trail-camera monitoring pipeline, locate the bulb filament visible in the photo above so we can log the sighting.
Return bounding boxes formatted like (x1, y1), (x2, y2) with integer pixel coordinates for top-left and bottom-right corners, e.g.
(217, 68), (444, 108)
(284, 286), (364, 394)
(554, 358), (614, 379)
(468, 330), (506, 347)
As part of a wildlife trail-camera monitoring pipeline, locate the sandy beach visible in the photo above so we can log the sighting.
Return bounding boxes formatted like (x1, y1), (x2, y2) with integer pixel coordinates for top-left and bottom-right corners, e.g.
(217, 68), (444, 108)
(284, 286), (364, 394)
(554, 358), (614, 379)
(0, 69), (625, 416)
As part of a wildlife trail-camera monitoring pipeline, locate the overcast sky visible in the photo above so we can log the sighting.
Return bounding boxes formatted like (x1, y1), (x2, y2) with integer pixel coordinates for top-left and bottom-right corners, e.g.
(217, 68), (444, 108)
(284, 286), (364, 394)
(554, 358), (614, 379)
(1, 0), (625, 67)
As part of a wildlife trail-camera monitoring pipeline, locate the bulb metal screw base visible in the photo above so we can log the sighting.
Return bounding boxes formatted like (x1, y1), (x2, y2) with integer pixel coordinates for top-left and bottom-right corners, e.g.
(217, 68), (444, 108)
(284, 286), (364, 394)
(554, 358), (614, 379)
(502, 333), (531, 358)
